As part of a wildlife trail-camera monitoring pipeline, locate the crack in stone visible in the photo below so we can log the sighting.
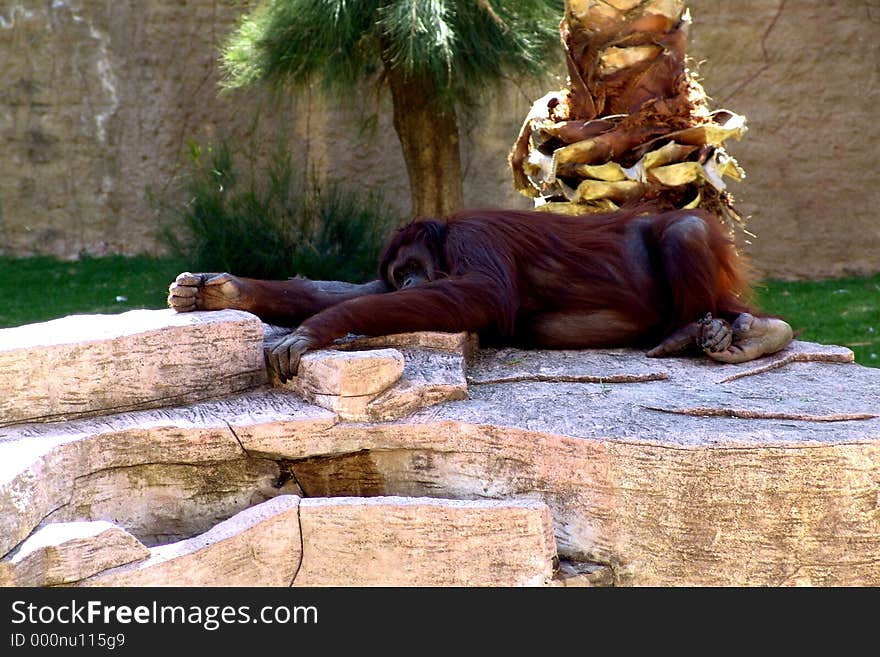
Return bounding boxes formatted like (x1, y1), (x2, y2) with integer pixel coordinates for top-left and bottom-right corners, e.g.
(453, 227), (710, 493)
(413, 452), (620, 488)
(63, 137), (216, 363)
(553, 558), (615, 587)
(223, 420), (248, 455)
(288, 500), (305, 587)
(0, 385), (260, 429)
(69, 460), (244, 484)
(1, 501), (68, 561)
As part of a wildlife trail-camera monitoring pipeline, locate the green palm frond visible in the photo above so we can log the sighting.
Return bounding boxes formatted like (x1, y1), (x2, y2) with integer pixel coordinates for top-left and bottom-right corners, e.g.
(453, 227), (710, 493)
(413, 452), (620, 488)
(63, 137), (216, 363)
(221, 0), (562, 106)
(377, 1), (457, 83)
(221, 0), (383, 90)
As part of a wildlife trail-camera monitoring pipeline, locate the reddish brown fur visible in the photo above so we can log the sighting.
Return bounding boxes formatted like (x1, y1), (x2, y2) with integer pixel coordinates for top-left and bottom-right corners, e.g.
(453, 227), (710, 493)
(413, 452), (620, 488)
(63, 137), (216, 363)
(288, 207), (754, 351)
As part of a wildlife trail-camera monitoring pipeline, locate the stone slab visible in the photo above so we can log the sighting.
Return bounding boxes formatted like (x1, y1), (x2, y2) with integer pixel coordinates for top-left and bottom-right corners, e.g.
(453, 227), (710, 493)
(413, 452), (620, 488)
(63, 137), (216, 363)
(294, 496), (556, 586)
(269, 343), (880, 586)
(294, 348), (405, 397)
(1, 330), (877, 585)
(79, 496), (302, 587)
(0, 390), (330, 557)
(0, 521), (149, 587)
(0, 309), (266, 426)
(267, 337), (468, 422)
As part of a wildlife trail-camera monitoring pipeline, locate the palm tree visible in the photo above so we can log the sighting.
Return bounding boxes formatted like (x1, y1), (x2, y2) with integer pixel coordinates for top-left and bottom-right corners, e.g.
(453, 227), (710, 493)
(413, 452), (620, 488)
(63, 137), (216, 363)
(510, 0), (747, 229)
(221, 0), (563, 219)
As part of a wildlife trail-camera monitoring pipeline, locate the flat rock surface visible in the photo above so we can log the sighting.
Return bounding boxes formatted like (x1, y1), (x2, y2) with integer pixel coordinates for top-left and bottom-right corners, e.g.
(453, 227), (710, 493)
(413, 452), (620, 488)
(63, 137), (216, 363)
(0, 521), (149, 587)
(272, 340), (880, 585)
(0, 389), (326, 556)
(295, 496), (556, 587)
(439, 341), (877, 446)
(0, 309), (266, 426)
(468, 346), (671, 384)
(267, 330), (469, 421)
(2, 328), (878, 585)
(80, 496), (303, 587)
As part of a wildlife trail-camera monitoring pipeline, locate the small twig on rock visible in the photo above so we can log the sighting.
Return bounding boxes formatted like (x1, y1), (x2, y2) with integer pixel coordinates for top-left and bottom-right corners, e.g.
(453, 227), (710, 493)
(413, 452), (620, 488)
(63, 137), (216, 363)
(641, 405), (877, 422)
(716, 350), (854, 384)
(469, 373), (668, 385)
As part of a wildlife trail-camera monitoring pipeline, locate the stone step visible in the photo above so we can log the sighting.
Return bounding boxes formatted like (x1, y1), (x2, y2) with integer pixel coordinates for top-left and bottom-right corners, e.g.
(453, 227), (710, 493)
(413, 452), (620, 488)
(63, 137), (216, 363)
(79, 496), (304, 587)
(2, 496), (556, 587)
(2, 336), (878, 586)
(2, 308), (878, 585)
(293, 496), (555, 587)
(267, 327), (472, 421)
(0, 308), (471, 426)
(0, 521), (150, 587)
(0, 308), (266, 426)
(0, 389), (326, 557)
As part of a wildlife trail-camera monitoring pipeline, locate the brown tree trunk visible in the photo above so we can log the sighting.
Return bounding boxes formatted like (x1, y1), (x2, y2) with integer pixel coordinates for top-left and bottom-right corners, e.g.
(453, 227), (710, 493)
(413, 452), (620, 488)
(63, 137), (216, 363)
(385, 66), (464, 219)
(510, 0), (747, 230)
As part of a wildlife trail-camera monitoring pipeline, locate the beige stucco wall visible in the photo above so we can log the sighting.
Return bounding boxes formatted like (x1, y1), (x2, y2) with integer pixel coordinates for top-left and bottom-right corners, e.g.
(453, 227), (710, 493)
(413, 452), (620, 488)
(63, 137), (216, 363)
(688, 0), (880, 278)
(1, 0), (877, 279)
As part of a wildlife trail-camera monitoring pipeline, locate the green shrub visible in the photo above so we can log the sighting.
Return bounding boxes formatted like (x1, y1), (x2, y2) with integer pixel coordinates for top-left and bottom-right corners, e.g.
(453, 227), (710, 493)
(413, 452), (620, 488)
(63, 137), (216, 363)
(155, 140), (400, 282)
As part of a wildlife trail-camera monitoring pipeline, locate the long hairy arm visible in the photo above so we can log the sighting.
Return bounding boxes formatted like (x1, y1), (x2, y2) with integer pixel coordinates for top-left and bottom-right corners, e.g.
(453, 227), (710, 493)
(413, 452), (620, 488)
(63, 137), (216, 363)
(168, 272), (389, 326)
(266, 274), (512, 380)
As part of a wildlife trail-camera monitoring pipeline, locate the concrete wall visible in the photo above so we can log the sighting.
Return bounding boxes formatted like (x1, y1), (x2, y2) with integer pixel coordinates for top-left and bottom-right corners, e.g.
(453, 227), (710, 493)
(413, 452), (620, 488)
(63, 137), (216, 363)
(0, 0), (877, 279)
(687, 0), (880, 278)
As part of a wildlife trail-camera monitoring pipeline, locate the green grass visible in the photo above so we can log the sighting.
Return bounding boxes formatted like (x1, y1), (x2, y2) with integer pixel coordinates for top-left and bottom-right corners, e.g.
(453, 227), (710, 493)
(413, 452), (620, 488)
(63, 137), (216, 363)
(0, 255), (186, 329)
(755, 273), (880, 368)
(1, 256), (877, 368)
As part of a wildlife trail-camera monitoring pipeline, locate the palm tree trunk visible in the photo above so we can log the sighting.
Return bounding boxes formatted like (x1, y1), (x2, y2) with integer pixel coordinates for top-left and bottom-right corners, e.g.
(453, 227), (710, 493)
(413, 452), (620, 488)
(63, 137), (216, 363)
(510, 0), (747, 229)
(385, 66), (464, 219)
